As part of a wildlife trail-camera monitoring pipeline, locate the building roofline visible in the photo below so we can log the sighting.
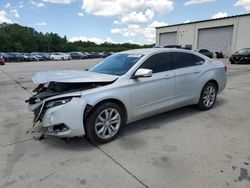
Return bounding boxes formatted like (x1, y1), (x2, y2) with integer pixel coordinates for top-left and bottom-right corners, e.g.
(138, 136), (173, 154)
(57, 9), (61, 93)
(156, 13), (250, 29)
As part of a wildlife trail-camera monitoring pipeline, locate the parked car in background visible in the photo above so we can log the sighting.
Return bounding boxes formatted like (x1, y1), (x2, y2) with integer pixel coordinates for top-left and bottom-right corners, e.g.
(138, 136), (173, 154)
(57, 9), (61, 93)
(22, 53), (31, 61)
(0, 55), (5, 65)
(26, 48), (227, 143)
(82, 52), (91, 58)
(64, 53), (72, 60)
(1, 53), (19, 62)
(196, 49), (213, 58)
(14, 53), (26, 62)
(229, 48), (250, 64)
(31, 53), (44, 61)
(23, 53), (39, 61)
(99, 52), (112, 58)
(30, 54), (40, 61)
(89, 52), (102, 59)
(40, 52), (51, 61)
(50, 52), (71, 60)
(70, 52), (88, 59)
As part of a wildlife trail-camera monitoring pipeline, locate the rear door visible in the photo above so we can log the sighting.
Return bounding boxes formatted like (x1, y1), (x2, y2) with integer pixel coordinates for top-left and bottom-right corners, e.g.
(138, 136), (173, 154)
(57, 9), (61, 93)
(130, 52), (175, 118)
(171, 52), (205, 103)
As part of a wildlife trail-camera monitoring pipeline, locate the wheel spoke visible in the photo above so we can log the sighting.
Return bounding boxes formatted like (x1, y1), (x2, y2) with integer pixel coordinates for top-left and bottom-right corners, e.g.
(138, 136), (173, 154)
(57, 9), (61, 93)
(111, 113), (119, 121)
(98, 115), (106, 122)
(207, 99), (210, 106)
(209, 90), (215, 95)
(111, 119), (119, 124)
(101, 126), (107, 137)
(107, 127), (112, 135)
(104, 110), (109, 119)
(109, 124), (116, 131)
(96, 122), (104, 127)
(109, 109), (114, 118)
(97, 126), (105, 134)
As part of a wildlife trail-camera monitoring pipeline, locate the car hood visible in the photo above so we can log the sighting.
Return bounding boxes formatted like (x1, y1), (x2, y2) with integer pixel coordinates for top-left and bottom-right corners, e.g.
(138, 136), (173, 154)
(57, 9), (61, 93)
(32, 70), (118, 84)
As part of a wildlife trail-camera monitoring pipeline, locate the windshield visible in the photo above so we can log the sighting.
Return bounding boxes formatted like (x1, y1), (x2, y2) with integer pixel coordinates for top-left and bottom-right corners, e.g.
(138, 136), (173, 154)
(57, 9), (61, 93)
(89, 53), (143, 76)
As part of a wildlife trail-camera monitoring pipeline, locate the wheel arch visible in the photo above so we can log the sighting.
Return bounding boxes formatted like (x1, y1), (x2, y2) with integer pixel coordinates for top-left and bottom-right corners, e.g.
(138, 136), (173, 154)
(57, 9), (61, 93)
(83, 98), (128, 128)
(198, 79), (219, 100)
(206, 79), (219, 91)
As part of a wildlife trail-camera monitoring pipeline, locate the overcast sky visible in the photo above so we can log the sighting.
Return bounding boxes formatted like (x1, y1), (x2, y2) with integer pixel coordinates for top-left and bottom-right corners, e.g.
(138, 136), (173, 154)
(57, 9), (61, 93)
(0, 0), (249, 44)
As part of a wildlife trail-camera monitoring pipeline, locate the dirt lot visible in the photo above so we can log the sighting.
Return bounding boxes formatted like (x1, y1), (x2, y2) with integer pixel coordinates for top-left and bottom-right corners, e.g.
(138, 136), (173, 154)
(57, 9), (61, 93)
(0, 59), (250, 188)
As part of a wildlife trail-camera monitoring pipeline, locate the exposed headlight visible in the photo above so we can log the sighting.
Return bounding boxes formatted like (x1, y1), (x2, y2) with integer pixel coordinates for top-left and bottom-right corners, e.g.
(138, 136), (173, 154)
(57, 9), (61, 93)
(45, 97), (72, 109)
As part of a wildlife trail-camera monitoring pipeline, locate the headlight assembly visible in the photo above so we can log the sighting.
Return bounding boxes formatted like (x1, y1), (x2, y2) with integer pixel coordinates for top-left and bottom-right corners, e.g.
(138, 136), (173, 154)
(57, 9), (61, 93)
(45, 97), (72, 109)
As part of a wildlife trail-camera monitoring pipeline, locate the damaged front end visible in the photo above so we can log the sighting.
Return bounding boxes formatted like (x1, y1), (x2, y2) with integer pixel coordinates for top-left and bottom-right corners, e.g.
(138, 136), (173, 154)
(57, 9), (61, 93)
(26, 80), (114, 138)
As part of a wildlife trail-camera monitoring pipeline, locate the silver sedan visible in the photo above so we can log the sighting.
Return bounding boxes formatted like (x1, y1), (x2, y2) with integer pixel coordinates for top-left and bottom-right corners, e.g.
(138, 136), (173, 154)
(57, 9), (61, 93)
(26, 48), (227, 143)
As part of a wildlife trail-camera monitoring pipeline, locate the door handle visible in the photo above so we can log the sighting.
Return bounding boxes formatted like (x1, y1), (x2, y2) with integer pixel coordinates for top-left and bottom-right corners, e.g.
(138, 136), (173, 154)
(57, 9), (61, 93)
(193, 70), (201, 74)
(165, 74), (173, 79)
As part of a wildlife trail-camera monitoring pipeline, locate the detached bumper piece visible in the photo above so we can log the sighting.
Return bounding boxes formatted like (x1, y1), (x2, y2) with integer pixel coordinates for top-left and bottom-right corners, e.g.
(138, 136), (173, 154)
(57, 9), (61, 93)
(31, 123), (70, 140)
(33, 104), (43, 125)
(46, 123), (71, 136)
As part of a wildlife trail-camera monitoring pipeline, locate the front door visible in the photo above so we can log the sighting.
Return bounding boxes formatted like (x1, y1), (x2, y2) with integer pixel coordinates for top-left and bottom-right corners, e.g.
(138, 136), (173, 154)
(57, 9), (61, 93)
(130, 52), (175, 119)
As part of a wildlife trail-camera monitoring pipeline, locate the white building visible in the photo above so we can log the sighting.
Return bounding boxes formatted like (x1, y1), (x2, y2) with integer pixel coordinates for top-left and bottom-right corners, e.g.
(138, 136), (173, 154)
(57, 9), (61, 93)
(156, 13), (250, 57)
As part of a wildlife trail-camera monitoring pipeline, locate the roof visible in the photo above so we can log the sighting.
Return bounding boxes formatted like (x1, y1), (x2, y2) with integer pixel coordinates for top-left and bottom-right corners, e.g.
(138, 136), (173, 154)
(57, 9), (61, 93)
(156, 13), (250, 29)
(120, 48), (197, 55)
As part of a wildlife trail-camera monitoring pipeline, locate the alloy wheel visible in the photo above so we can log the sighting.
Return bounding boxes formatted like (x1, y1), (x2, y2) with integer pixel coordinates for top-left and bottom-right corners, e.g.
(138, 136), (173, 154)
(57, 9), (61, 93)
(203, 86), (216, 108)
(94, 108), (121, 139)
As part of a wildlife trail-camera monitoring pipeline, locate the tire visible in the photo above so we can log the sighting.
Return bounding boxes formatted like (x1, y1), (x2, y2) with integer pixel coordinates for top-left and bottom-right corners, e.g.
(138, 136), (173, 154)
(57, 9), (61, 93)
(231, 61), (235, 64)
(61, 57), (64, 61)
(85, 102), (124, 144)
(197, 82), (217, 110)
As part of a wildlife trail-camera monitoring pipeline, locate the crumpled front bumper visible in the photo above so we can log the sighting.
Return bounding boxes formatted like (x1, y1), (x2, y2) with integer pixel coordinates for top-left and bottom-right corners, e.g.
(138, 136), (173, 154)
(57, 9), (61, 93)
(28, 97), (87, 138)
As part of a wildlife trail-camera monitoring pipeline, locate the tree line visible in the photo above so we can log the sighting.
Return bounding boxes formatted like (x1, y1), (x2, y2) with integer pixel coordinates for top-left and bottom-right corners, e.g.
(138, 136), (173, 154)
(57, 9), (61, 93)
(0, 23), (154, 53)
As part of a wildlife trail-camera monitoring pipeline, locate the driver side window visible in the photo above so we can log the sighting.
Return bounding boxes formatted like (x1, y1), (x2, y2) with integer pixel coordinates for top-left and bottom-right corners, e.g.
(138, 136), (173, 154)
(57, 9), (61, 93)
(139, 53), (173, 74)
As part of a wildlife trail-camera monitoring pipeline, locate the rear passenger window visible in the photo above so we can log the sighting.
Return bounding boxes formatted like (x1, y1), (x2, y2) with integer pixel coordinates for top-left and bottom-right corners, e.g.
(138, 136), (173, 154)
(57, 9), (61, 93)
(140, 53), (173, 73)
(172, 52), (204, 69)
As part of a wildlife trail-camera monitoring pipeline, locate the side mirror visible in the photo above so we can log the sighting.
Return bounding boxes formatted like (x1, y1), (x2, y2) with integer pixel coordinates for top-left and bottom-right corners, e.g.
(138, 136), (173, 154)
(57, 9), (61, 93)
(134, 68), (153, 78)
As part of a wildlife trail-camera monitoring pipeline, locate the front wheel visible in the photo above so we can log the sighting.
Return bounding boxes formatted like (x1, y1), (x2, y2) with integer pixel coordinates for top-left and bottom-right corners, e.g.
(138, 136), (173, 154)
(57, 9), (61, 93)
(197, 82), (217, 110)
(85, 102), (124, 144)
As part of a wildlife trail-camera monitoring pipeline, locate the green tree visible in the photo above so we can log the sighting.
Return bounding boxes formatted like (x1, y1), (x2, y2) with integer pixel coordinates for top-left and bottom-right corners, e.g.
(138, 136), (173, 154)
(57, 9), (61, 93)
(0, 23), (154, 53)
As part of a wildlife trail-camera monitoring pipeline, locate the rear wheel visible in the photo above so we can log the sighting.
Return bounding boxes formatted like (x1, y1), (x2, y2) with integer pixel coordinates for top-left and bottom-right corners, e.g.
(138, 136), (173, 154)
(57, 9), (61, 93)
(85, 102), (124, 144)
(197, 82), (217, 110)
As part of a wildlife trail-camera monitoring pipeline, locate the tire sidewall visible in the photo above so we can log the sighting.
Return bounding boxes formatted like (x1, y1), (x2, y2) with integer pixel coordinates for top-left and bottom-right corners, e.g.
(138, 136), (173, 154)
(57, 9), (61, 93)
(85, 102), (124, 144)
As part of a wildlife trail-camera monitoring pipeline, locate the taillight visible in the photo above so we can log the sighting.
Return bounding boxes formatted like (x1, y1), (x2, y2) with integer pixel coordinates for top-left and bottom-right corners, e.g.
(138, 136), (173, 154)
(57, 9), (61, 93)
(224, 65), (227, 72)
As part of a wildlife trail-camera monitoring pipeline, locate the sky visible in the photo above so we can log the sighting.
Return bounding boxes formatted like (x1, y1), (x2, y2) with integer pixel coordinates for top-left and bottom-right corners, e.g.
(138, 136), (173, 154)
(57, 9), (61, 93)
(0, 0), (249, 44)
